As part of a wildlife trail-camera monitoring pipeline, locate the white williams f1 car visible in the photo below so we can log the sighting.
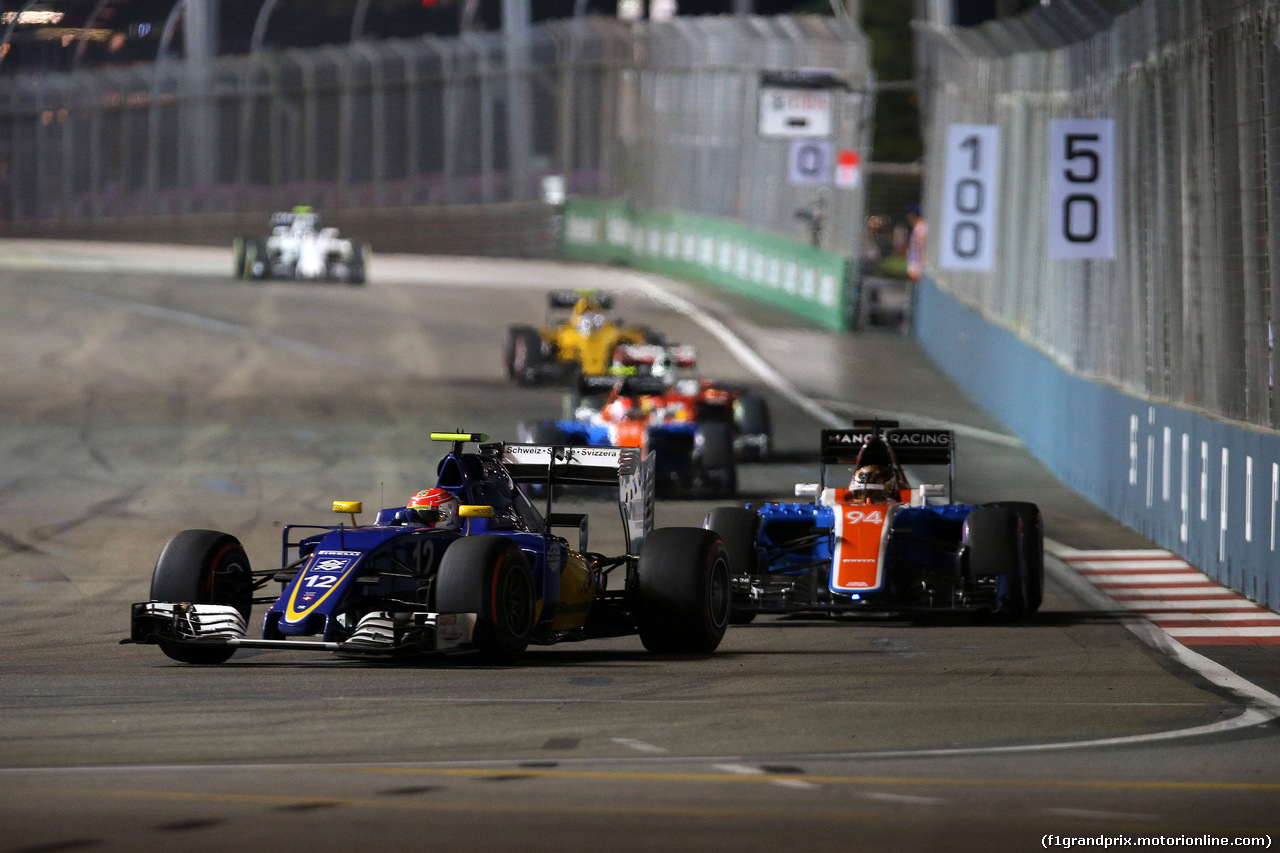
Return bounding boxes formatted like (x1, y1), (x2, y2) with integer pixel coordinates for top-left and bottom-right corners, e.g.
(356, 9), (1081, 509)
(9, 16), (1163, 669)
(233, 207), (369, 285)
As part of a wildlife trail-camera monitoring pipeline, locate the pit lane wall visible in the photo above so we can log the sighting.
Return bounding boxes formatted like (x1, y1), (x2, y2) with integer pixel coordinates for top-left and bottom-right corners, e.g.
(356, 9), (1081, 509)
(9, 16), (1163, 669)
(561, 199), (850, 332)
(914, 276), (1280, 613)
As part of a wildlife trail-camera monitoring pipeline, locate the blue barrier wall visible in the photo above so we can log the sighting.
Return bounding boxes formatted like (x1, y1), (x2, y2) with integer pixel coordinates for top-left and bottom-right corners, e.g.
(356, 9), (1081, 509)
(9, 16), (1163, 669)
(914, 278), (1280, 612)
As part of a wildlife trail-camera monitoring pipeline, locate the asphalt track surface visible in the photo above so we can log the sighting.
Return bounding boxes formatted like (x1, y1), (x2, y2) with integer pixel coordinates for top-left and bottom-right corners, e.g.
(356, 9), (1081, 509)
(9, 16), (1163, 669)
(0, 242), (1277, 852)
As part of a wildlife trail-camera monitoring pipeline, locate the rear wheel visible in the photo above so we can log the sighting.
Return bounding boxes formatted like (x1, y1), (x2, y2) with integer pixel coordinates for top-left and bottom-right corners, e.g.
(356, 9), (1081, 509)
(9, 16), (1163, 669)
(150, 529), (253, 664)
(695, 421), (737, 498)
(533, 421), (565, 445)
(963, 506), (1027, 620)
(640, 326), (668, 346)
(634, 528), (731, 653)
(704, 507), (760, 625)
(732, 392), (772, 461)
(435, 536), (536, 664)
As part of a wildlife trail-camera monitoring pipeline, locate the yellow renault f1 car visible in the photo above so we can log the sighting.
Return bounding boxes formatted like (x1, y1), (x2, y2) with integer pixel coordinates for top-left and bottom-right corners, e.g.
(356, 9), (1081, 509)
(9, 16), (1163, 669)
(504, 290), (665, 387)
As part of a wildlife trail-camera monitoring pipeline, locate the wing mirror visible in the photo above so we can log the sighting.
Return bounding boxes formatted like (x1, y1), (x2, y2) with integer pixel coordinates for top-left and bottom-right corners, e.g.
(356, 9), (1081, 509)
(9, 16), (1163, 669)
(333, 500), (363, 526)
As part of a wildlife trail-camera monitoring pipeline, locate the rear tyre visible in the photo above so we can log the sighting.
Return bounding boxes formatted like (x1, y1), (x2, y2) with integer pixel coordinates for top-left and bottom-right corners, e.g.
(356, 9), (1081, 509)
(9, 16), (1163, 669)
(533, 421), (565, 446)
(732, 392), (772, 461)
(244, 238), (269, 280)
(150, 529), (253, 664)
(435, 536), (536, 664)
(704, 507), (760, 625)
(695, 421), (737, 498)
(640, 326), (668, 346)
(634, 528), (731, 654)
(963, 506), (1027, 620)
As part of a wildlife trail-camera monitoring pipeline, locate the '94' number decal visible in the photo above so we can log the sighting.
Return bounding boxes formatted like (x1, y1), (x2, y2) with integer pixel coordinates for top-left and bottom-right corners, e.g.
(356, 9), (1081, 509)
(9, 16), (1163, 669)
(844, 509), (884, 524)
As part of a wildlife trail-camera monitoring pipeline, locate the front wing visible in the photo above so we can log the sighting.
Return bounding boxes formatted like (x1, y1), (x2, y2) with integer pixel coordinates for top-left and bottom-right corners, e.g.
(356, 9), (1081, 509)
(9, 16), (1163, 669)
(128, 602), (478, 658)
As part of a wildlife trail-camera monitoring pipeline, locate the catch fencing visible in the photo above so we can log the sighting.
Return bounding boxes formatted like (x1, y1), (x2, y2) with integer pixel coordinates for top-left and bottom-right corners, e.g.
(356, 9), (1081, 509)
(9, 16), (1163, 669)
(916, 0), (1280, 433)
(915, 0), (1280, 605)
(0, 15), (873, 267)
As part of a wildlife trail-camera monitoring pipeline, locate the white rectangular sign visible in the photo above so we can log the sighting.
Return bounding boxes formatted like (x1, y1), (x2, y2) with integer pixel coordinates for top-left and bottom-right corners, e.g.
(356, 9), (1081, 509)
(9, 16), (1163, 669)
(939, 124), (1000, 271)
(788, 138), (832, 186)
(1048, 118), (1116, 259)
(759, 88), (832, 138)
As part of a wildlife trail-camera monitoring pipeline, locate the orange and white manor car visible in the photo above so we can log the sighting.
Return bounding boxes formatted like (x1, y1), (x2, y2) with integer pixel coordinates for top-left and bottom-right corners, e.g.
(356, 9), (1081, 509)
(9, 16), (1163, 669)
(703, 421), (1044, 623)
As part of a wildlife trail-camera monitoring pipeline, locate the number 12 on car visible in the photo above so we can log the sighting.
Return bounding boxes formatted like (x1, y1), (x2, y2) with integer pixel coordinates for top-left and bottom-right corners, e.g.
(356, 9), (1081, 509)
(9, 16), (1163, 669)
(939, 124), (1000, 271)
(1048, 118), (1116, 260)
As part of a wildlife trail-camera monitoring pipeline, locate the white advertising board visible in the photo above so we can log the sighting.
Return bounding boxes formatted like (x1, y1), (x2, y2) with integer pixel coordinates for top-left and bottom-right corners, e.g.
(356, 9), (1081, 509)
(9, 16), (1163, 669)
(1048, 118), (1116, 259)
(939, 124), (1001, 271)
(759, 88), (832, 138)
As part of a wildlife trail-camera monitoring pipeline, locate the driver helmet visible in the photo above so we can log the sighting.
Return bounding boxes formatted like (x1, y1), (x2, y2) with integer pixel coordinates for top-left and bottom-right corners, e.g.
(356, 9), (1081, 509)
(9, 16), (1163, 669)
(406, 488), (461, 530)
(848, 465), (900, 504)
(575, 311), (606, 337)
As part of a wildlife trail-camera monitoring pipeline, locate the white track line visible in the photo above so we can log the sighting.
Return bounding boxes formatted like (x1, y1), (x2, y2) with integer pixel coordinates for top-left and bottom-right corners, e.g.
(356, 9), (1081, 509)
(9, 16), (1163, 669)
(1047, 541), (1280, 719)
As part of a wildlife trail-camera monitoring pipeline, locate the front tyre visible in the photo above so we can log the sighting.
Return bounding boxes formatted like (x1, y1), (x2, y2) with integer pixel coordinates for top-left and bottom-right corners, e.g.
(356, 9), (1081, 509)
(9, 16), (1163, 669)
(989, 501), (1044, 613)
(435, 536), (536, 664)
(150, 529), (253, 664)
(963, 506), (1027, 620)
(232, 237), (246, 279)
(345, 243), (369, 285)
(505, 325), (546, 386)
(635, 528), (731, 654)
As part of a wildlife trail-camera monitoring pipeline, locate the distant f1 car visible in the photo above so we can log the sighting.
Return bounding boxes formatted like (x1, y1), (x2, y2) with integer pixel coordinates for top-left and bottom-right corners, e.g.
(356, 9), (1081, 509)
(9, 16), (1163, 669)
(125, 433), (732, 664)
(515, 345), (770, 498)
(504, 290), (664, 387)
(703, 421), (1043, 622)
(233, 207), (369, 284)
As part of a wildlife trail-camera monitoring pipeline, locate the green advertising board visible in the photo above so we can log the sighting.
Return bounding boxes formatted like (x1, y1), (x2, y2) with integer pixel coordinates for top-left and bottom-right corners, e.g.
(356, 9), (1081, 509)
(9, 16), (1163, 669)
(562, 199), (850, 331)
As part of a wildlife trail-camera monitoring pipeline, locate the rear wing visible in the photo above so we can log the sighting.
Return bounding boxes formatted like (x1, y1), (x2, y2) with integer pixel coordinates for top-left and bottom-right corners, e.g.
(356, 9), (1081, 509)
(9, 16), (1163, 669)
(578, 372), (668, 398)
(820, 423), (955, 498)
(548, 289), (614, 311)
(485, 443), (654, 555)
(612, 343), (697, 369)
(820, 427), (955, 466)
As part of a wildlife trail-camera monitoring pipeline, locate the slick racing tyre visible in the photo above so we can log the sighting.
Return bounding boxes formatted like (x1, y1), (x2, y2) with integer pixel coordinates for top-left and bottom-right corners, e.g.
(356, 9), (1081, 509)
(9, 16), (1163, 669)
(732, 392), (772, 461)
(435, 536), (536, 664)
(694, 421), (737, 498)
(344, 243), (369, 285)
(634, 528), (731, 654)
(963, 506), (1028, 620)
(242, 238), (269, 280)
(989, 501), (1044, 613)
(232, 237), (247, 279)
(704, 507), (760, 625)
(640, 326), (668, 346)
(150, 529), (253, 664)
(505, 326), (546, 386)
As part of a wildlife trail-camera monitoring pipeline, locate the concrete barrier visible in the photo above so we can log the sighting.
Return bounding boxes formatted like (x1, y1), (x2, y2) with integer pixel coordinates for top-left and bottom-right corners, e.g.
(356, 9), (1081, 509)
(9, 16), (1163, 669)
(914, 277), (1280, 611)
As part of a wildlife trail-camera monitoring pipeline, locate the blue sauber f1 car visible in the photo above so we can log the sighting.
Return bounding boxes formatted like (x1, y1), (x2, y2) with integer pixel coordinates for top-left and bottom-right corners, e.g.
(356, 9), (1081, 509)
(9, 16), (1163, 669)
(126, 433), (731, 664)
(703, 421), (1044, 622)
